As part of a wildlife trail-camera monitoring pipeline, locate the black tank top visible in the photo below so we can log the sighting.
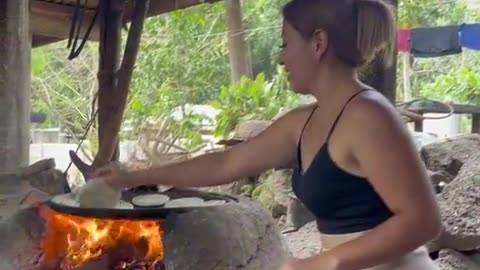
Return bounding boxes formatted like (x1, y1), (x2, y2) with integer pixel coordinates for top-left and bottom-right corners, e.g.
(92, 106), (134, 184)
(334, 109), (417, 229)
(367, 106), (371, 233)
(292, 89), (393, 234)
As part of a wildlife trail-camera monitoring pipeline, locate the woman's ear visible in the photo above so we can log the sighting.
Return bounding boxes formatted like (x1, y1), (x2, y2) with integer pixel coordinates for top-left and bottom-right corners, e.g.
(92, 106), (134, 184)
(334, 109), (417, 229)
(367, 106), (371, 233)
(312, 29), (328, 61)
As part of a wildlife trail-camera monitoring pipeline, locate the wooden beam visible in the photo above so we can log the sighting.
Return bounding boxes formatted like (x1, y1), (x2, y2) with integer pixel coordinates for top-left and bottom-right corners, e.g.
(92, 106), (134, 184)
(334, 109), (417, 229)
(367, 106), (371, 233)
(0, 0), (31, 173)
(31, 0), (223, 44)
(125, 0), (223, 19)
(31, 0), (100, 41)
(32, 35), (63, 48)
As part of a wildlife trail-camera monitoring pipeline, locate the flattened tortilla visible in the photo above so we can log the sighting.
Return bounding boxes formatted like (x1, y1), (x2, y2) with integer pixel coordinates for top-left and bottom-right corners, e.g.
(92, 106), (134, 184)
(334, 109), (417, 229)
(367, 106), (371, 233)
(116, 200), (135, 209)
(163, 197), (204, 208)
(52, 193), (133, 209)
(132, 194), (170, 207)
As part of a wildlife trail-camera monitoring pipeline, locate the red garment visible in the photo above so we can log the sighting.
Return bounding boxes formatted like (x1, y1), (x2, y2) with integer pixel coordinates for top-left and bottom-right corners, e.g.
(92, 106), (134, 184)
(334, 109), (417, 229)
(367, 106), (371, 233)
(398, 29), (412, 52)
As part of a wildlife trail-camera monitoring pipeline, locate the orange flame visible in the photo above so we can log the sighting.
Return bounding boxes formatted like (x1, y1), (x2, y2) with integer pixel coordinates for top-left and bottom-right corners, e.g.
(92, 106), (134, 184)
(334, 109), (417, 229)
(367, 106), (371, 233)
(40, 206), (164, 269)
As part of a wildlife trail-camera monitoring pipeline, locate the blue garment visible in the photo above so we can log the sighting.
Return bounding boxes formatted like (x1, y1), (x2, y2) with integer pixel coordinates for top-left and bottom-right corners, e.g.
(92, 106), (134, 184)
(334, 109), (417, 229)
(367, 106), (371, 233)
(411, 25), (462, 58)
(460, 23), (480, 50)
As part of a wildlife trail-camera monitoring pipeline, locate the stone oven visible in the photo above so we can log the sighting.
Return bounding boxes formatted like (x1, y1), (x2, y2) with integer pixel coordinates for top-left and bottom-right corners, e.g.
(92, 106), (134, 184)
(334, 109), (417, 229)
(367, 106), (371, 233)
(0, 187), (285, 270)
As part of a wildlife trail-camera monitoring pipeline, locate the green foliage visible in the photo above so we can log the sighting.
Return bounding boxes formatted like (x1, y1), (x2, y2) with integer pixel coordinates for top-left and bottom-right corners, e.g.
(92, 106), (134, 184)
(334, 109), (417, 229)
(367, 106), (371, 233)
(31, 44), (98, 135)
(399, 0), (468, 28)
(250, 171), (278, 210)
(211, 67), (300, 138)
(420, 67), (480, 104)
(31, 0), (480, 159)
(397, 0), (480, 105)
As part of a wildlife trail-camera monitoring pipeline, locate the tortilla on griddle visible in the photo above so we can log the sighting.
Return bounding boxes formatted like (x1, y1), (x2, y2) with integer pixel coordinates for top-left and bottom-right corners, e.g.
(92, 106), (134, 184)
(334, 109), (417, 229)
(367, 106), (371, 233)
(52, 193), (133, 209)
(131, 194), (170, 207)
(116, 200), (135, 209)
(163, 197), (205, 208)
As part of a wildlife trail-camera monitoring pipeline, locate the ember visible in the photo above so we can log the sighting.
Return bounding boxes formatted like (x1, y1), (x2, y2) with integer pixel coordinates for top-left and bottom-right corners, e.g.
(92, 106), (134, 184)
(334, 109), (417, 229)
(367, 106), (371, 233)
(40, 206), (164, 270)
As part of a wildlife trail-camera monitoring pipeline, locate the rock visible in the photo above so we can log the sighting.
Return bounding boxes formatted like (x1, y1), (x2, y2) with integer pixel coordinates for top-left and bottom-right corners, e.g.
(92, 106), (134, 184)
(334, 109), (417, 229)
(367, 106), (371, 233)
(419, 135), (480, 251)
(435, 155), (480, 251)
(420, 134), (480, 178)
(164, 198), (286, 270)
(428, 170), (453, 186)
(282, 194), (316, 233)
(271, 203), (287, 219)
(0, 206), (46, 270)
(0, 159), (67, 196)
(281, 221), (321, 259)
(428, 170), (453, 193)
(25, 168), (67, 196)
(19, 159), (56, 177)
(0, 179), (50, 222)
(436, 249), (478, 270)
(270, 169), (293, 208)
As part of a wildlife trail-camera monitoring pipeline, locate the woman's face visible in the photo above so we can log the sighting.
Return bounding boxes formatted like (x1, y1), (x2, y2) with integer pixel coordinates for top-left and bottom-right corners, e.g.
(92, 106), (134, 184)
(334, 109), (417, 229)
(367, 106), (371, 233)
(280, 21), (328, 94)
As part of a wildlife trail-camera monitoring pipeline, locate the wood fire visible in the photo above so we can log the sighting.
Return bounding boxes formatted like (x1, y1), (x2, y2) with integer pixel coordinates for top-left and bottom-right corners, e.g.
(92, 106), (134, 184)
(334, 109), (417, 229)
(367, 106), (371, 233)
(39, 206), (164, 270)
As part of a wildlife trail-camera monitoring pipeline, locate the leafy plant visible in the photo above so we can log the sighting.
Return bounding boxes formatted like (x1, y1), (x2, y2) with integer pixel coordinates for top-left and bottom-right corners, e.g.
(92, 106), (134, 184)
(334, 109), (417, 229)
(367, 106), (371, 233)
(420, 67), (480, 104)
(211, 66), (300, 138)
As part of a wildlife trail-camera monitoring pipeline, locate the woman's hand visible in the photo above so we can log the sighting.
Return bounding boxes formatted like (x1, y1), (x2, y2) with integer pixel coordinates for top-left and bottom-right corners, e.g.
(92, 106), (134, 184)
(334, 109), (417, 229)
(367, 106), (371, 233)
(92, 165), (131, 190)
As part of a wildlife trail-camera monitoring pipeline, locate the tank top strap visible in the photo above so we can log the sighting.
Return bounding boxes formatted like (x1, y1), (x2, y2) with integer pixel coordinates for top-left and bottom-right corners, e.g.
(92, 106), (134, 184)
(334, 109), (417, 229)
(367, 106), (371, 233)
(326, 89), (371, 141)
(299, 105), (318, 145)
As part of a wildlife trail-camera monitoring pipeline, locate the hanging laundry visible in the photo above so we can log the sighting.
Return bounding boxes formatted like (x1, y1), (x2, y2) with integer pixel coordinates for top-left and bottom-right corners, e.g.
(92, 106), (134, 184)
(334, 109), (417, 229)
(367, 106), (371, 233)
(460, 23), (480, 50)
(411, 25), (462, 58)
(398, 29), (412, 53)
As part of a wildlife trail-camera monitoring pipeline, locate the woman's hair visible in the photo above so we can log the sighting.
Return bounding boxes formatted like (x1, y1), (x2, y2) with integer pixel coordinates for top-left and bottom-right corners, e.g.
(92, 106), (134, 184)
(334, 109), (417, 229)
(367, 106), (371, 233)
(282, 0), (396, 67)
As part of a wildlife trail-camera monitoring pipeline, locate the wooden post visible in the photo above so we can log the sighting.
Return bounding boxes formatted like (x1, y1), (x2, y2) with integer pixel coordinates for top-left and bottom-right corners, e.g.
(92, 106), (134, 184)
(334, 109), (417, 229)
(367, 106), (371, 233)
(96, 0), (123, 166)
(0, 0), (31, 173)
(94, 0), (150, 169)
(225, 0), (253, 82)
(402, 53), (412, 101)
(414, 112), (424, 132)
(70, 0), (149, 178)
(472, 114), (480, 134)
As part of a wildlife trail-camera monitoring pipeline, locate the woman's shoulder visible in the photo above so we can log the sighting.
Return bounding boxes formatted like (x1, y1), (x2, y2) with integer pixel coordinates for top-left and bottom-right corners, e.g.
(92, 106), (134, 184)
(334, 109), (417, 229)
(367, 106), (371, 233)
(267, 103), (319, 141)
(274, 102), (318, 125)
(345, 89), (405, 133)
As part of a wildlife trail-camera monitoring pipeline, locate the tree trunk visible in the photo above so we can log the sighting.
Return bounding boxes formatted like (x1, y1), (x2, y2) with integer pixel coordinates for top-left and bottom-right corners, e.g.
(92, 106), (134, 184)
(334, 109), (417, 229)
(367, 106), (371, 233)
(360, 0), (398, 104)
(0, 0), (31, 174)
(225, 0), (253, 82)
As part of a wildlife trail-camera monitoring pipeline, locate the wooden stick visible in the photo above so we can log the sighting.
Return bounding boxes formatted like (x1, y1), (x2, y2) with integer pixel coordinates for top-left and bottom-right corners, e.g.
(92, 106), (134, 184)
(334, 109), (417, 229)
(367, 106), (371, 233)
(93, 0), (150, 169)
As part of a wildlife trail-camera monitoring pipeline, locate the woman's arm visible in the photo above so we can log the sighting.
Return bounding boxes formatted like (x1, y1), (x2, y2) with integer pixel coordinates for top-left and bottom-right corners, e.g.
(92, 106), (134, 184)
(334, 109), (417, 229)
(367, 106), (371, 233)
(297, 96), (442, 270)
(104, 108), (305, 189)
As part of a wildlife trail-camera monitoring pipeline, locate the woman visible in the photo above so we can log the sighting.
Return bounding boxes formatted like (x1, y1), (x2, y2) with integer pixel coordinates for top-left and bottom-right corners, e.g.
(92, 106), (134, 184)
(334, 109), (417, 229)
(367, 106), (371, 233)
(95, 0), (442, 269)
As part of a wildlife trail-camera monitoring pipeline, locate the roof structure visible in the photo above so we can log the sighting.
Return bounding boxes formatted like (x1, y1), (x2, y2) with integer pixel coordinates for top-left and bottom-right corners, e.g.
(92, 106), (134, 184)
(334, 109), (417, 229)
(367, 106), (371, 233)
(31, 0), (222, 47)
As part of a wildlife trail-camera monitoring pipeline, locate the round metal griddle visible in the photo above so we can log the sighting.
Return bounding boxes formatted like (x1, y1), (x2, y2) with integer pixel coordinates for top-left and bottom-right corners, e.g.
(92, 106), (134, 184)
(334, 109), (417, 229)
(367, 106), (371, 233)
(45, 188), (238, 220)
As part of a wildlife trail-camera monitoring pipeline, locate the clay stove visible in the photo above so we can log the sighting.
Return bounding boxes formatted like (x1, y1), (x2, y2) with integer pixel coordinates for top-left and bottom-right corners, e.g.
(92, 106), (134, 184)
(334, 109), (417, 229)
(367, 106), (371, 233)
(39, 188), (235, 270)
(0, 187), (285, 270)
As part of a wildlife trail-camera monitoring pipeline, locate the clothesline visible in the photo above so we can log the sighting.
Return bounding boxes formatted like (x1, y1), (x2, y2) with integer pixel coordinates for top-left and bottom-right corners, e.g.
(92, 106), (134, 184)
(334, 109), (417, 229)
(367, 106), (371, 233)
(397, 23), (480, 57)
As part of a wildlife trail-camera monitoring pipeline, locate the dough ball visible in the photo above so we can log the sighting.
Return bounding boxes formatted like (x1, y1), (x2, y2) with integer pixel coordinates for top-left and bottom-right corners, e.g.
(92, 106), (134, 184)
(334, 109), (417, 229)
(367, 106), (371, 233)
(76, 180), (121, 208)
